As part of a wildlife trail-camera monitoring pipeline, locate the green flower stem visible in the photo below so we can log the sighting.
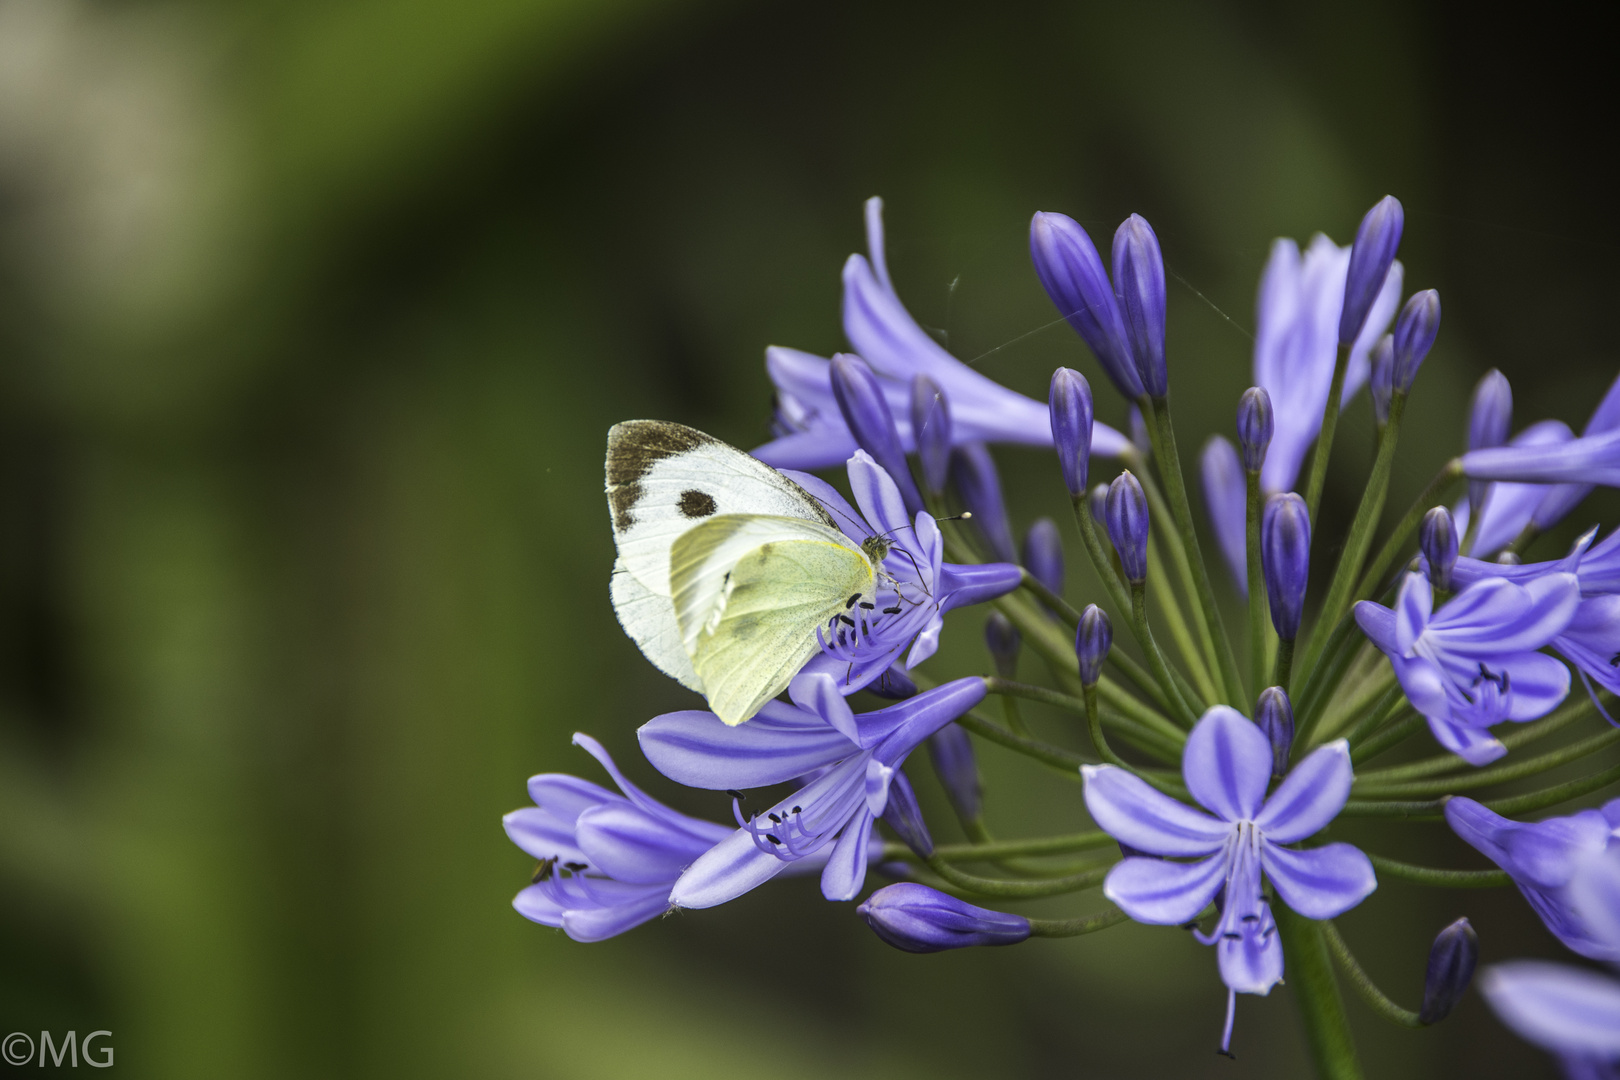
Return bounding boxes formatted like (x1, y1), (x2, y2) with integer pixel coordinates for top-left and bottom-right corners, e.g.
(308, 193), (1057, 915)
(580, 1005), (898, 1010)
(1353, 726), (1620, 799)
(1132, 582), (1200, 726)
(1341, 758), (1620, 819)
(1273, 637), (1296, 698)
(1247, 469), (1271, 698)
(977, 681), (1189, 786)
(1084, 682), (1129, 769)
(1125, 448), (1224, 687)
(1020, 568), (1081, 625)
(1320, 921), (1424, 1029)
(1070, 495), (1134, 619)
(1363, 853), (1509, 889)
(1357, 697), (1600, 784)
(1146, 396), (1245, 705)
(1338, 683), (1406, 749)
(1302, 342), (1353, 525)
(1027, 906), (1131, 937)
(957, 706), (1182, 779)
(1148, 536), (1219, 704)
(1298, 393), (1408, 691)
(1294, 616), (1369, 749)
(927, 831), (1117, 862)
(925, 855), (1111, 899)
(1349, 712), (1425, 765)
(1109, 648), (1174, 715)
(1275, 904), (1365, 1080)
(1352, 459), (1465, 602)
(1316, 664), (1398, 746)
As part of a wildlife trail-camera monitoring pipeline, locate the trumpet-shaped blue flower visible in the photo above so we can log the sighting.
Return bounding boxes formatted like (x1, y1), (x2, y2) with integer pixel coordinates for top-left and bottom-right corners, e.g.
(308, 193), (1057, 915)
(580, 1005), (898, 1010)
(1252, 233), (1403, 494)
(1083, 707), (1376, 1009)
(640, 675), (987, 906)
(1355, 571), (1579, 764)
(503, 733), (733, 941)
(784, 451), (1021, 697)
(1446, 795), (1620, 962)
(757, 198), (1128, 470)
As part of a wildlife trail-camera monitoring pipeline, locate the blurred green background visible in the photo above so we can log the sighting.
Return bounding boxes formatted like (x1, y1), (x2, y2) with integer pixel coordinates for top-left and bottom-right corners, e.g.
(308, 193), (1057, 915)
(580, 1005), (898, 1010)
(1, 0), (1614, 1076)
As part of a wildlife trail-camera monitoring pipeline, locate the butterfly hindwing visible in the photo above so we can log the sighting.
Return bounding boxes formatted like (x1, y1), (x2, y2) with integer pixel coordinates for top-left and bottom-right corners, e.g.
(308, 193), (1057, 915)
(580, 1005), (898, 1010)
(606, 420), (835, 597)
(609, 558), (702, 691)
(671, 514), (874, 725)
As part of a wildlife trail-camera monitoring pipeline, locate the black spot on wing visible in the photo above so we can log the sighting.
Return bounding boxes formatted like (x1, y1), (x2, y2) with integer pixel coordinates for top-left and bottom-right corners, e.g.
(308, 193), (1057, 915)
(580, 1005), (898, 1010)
(679, 489), (718, 518)
(605, 421), (716, 533)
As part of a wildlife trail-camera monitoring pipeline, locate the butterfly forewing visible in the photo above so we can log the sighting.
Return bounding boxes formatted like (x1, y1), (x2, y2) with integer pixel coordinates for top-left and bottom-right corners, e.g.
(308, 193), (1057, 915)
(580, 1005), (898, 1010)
(671, 515), (874, 725)
(609, 558), (702, 691)
(606, 420), (835, 597)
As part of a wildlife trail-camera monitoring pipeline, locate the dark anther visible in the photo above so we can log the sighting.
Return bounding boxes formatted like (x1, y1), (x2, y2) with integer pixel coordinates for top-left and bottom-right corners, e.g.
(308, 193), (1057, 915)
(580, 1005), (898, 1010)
(768, 813), (782, 824)
(766, 834), (782, 845)
(859, 601), (876, 609)
(1473, 662), (1509, 692)
(1216, 1048), (1237, 1060)
(1610, 652), (1620, 667)
(791, 806), (802, 814)
(882, 605), (903, 615)
(726, 789), (746, 801)
(564, 861), (588, 872)
(1241, 914), (1259, 923)
(532, 857), (557, 883)
(845, 593), (861, 609)
(838, 614), (856, 627)
(1222, 932), (1242, 940)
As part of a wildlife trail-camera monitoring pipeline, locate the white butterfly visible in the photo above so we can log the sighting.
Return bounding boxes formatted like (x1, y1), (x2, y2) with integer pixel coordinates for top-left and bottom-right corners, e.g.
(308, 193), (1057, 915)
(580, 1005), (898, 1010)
(606, 420), (893, 726)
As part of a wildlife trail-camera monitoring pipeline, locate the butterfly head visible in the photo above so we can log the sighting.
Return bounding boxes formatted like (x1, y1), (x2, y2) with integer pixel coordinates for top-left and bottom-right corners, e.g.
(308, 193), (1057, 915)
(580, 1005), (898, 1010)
(861, 534), (893, 567)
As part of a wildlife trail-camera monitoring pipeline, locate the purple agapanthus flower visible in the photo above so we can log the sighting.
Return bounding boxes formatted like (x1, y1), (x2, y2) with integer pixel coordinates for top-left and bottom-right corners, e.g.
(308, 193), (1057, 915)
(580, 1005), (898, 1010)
(1201, 435), (1248, 594)
(1355, 570), (1579, 764)
(755, 197), (1128, 471)
(639, 674), (987, 906)
(1460, 374), (1620, 520)
(1252, 234), (1403, 495)
(782, 451), (1020, 696)
(503, 733), (733, 941)
(1457, 419), (1578, 558)
(1083, 706), (1376, 1049)
(1479, 847), (1620, 1078)
(1446, 795), (1620, 962)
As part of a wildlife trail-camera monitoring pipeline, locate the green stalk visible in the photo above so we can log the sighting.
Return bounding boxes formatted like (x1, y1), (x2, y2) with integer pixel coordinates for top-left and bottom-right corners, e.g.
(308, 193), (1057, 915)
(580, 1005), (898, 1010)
(1132, 582), (1199, 726)
(1070, 496), (1133, 620)
(1148, 536), (1218, 703)
(1341, 758), (1620, 819)
(1275, 904), (1364, 1080)
(1349, 712), (1425, 765)
(1298, 393), (1407, 690)
(1356, 697), (1599, 784)
(926, 855), (1110, 899)
(1273, 637), (1296, 699)
(1126, 449), (1223, 685)
(1352, 459), (1464, 602)
(1027, 907), (1131, 937)
(925, 832), (1117, 862)
(1363, 853), (1508, 889)
(1247, 468), (1270, 698)
(1353, 727), (1620, 799)
(1020, 569), (1081, 625)
(1302, 342), (1352, 524)
(1320, 921), (1424, 1028)
(1339, 683), (1405, 749)
(1146, 396), (1245, 704)
(1084, 682), (1129, 769)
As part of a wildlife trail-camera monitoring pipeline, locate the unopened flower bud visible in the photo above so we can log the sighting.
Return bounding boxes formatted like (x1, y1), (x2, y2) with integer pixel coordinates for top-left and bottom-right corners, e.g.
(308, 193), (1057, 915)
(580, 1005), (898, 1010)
(1255, 686), (1294, 778)
(1421, 507), (1459, 591)
(1029, 212), (1142, 398)
(1105, 471), (1150, 584)
(1048, 367), (1095, 497)
(951, 443), (1016, 563)
(1023, 518), (1065, 601)
(984, 611), (1022, 678)
(879, 769), (933, 858)
(926, 725), (981, 822)
(1467, 370), (1512, 516)
(858, 883), (1031, 953)
(1340, 196), (1404, 345)
(1370, 336), (1395, 425)
(910, 375), (952, 496)
(1392, 289), (1441, 391)
(831, 354), (924, 513)
(1262, 492), (1311, 641)
(1076, 605), (1112, 687)
(1114, 214), (1168, 397)
(1420, 917), (1479, 1024)
(1237, 387), (1274, 473)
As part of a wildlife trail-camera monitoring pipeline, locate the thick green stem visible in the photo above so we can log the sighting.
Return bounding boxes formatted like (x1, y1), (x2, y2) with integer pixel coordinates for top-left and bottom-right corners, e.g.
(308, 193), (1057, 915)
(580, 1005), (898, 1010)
(1353, 459), (1465, 602)
(1020, 568), (1081, 625)
(1146, 396), (1245, 704)
(1275, 904), (1364, 1080)
(1273, 637), (1296, 698)
(925, 831), (1117, 862)
(1303, 342), (1352, 524)
(926, 855), (1110, 898)
(1246, 469), (1270, 699)
(1125, 449), (1224, 685)
(1320, 921), (1424, 1028)
(1363, 853), (1508, 889)
(1027, 906), (1130, 937)
(1148, 536), (1218, 703)
(1298, 392), (1407, 688)
(1132, 582), (1198, 726)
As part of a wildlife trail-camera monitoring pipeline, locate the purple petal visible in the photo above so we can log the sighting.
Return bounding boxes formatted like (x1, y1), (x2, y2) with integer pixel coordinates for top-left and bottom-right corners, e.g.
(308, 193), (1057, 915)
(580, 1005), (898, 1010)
(503, 807), (590, 864)
(779, 467), (871, 540)
(1201, 435), (1249, 595)
(1255, 740), (1353, 842)
(1462, 426), (1620, 487)
(525, 774), (612, 824)
(511, 883), (567, 926)
(574, 803), (722, 884)
(638, 701), (854, 790)
(1218, 907), (1284, 995)
(1430, 573), (1580, 654)
(560, 884), (675, 943)
(1082, 765), (1231, 856)
(1426, 714), (1507, 765)
(1571, 850), (1620, 954)
(820, 812), (875, 901)
(788, 671), (861, 744)
(1395, 571), (1432, 654)
(1354, 599), (1398, 652)
(1261, 843), (1377, 919)
(1500, 651), (1573, 721)
(1182, 706), (1272, 822)
(847, 449), (913, 543)
(668, 829), (789, 909)
(1104, 852), (1229, 925)
(1481, 961), (1620, 1059)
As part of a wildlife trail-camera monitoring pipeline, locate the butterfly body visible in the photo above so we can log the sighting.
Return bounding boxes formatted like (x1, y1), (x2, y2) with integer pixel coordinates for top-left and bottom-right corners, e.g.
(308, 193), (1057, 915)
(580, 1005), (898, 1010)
(606, 420), (880, 725)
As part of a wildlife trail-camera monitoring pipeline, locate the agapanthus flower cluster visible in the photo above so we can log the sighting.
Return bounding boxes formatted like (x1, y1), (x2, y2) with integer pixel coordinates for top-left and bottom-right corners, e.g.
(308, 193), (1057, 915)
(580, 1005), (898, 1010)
(505, 190), (1620, 1078)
